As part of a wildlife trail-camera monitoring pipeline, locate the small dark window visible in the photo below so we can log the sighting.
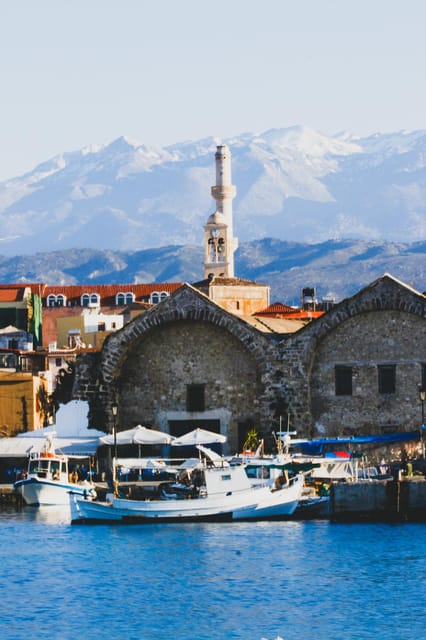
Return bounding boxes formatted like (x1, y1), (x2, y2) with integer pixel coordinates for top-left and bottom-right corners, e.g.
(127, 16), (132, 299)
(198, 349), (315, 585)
(55, 358), (62, 367)
(335, 366), (352, 396)
(98, 323), (106, 332)
(378, 365), (396, 394)
(186, 384), (205, 412)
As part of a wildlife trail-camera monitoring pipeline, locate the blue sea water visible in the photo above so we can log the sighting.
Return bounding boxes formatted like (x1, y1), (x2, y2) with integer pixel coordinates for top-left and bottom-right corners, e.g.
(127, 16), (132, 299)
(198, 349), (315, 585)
(0, 507), (424, 640)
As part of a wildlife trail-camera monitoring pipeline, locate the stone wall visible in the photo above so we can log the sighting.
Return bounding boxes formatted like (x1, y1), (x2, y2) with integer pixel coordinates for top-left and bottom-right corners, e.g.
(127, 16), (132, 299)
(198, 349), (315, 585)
(280, 275), (426, 436)
(73, 276), (426, 447)
(310, 310), (426, 434)
(74, 284), (283, 450)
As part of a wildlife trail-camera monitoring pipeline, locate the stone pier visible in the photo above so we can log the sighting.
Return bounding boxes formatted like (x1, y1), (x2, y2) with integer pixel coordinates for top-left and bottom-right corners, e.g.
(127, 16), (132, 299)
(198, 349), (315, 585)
(331, 478), (426, 522)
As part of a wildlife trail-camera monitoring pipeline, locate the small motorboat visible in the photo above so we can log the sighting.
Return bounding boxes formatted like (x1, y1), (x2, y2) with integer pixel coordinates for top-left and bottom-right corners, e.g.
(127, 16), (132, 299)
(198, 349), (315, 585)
(14, 434), (97, 506)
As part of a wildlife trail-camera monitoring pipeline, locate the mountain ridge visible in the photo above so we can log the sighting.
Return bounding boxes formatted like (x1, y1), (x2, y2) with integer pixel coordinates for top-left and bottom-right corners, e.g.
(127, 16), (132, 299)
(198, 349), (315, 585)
(1, 126), (426, 257)
(1, 238), (424, 304)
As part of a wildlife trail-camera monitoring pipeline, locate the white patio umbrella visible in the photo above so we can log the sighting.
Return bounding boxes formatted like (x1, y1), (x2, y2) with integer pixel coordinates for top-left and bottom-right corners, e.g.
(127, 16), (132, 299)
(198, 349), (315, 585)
(172, 428), (227, 447)
(100, 425), (174, 446)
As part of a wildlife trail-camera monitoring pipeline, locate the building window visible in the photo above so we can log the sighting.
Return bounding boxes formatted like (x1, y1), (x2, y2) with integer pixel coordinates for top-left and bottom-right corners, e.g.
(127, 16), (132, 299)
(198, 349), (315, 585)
(90, 294), (100, 306)
(98, 322), (106, 331)
(55, 358), (62, 367)
(378, 365), (396, 394)
(335, 366), (352, 396)
(47, 294), (56, 307)
(126, 293), (135, 304)
(81, 293), (90, 307)
(116, 293), (126, 306)
(56, 294), (66, 307)
(186, 384), (205, 412)
(151, 292), (160, 304)
(159, 292), (169, 301)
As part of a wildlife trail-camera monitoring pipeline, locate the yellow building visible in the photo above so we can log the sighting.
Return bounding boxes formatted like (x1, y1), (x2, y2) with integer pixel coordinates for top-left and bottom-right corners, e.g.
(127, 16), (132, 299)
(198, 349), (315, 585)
(0, 371), (49, 436)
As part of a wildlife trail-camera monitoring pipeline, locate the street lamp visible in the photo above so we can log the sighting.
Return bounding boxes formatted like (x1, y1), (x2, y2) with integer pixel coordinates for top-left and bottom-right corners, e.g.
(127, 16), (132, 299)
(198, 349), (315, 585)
(112, 403), (118, 462)
(418, 385), (425, 459)
(419, 386), (426, 425)
(111, 403), (118, 494)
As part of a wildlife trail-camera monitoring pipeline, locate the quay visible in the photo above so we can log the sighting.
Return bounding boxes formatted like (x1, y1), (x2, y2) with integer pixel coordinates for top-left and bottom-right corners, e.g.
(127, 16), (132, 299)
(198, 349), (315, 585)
(0, 484), (23, 506)
(331, 477), (426, 522)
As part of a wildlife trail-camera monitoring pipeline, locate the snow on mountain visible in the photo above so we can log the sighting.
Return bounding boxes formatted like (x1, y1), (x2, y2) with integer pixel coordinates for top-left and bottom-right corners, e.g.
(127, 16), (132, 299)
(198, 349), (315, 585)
(0, 126), (426, 256)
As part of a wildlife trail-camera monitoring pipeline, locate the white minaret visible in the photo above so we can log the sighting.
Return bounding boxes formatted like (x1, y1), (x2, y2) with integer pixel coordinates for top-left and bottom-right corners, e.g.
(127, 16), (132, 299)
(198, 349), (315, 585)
(204, 144), (238, 278)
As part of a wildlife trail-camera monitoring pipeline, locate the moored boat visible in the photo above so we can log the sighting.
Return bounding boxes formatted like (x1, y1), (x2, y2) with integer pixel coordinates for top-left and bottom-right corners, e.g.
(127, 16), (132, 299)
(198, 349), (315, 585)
(70, 447), (304, 524)
(14, 435), (97, 506)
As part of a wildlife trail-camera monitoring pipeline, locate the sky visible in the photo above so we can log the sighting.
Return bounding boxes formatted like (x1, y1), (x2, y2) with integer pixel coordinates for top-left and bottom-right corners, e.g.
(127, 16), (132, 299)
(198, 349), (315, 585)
(0, 0), (425, 181)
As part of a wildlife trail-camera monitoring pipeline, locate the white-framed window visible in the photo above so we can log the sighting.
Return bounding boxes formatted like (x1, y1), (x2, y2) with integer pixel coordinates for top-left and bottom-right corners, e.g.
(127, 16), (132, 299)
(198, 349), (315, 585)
(150, 291), (169, 304)
(116, 292), (135, 306)
(90, 293), (100, 306)
(47, 294), (57, 307)
(56, 294), (66, 307)
(81, 293), (90, 307)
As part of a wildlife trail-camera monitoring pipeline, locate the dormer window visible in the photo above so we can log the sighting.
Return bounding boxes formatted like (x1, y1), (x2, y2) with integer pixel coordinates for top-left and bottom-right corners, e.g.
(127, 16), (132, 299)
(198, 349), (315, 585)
(116, 292), (135, 306)
(81, 293), (100, 307)
(46, 294), (67, 307)
(150, 291), (169, 304)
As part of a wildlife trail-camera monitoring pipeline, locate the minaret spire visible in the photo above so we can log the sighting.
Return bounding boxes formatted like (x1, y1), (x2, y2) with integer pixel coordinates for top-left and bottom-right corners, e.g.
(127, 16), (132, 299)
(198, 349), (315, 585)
(204, 144), (238, 278)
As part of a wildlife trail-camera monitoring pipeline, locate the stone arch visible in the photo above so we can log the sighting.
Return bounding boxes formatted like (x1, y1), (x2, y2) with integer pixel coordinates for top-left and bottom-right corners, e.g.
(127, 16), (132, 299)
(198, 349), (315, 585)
(280, 274), (426, 436)
(91, 284), (273, 448)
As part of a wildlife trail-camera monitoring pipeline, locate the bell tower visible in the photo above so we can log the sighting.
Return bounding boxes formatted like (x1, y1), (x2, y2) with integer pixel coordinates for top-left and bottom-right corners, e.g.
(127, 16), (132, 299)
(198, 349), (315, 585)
(204, 144), (238, 278)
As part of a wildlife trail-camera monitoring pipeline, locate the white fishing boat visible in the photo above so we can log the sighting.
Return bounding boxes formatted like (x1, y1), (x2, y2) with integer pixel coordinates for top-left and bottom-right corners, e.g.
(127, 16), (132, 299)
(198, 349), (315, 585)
(14, 434), (97, 506)
(70, 445), (304, 524)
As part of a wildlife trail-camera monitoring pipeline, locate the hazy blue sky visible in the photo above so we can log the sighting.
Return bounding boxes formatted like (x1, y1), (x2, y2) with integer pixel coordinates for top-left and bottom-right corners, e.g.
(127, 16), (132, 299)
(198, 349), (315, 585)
(1, 0), (425, 180)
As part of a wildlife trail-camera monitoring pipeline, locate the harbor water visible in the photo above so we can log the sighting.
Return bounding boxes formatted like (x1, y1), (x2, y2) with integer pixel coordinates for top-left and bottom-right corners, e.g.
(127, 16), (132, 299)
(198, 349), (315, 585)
(0, 507), (424, 640)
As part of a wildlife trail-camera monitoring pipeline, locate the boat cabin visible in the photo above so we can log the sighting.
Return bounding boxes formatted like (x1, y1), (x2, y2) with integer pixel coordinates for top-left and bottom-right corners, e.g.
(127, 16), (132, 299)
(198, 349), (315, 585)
(27, 451), (68, 482)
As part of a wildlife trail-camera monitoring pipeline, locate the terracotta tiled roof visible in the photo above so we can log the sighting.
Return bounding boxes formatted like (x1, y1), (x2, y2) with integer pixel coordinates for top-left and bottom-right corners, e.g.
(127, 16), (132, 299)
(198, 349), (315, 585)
(0, 286), (26, 302)
(255, 302), (325, 320)
(43, 282), (183, 304)
(0, 283), (46, 301)
(255, 302), (296, 315)
(193, 276), (269, 288)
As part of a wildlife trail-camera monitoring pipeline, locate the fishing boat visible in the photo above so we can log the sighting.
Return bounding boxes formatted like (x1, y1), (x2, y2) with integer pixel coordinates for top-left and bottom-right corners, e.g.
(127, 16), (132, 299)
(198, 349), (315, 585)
(14, 434), (97, 506)
(69, 445), (304, 524)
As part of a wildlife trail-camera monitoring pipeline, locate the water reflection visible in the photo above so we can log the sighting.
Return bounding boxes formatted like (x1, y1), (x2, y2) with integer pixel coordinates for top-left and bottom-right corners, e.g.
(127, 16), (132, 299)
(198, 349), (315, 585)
(0, 504), (71, 525)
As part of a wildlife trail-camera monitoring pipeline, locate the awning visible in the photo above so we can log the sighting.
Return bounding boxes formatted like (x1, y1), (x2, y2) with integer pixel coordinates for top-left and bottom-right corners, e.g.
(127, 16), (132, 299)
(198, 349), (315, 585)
(0, 437), (100, 458)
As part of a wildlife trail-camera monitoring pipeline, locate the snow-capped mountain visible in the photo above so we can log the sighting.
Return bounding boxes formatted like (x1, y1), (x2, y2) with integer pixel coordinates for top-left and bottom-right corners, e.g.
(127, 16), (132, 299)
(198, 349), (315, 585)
(1, 126), (426, 256)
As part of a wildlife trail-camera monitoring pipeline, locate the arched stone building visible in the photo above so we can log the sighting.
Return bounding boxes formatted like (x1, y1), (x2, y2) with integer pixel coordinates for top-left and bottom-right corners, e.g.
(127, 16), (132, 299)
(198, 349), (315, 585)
(74, 273), (426, 453)
(279, 274), (426, 438)
(72, 143), (426, 451)
(75, 284), (286, 454)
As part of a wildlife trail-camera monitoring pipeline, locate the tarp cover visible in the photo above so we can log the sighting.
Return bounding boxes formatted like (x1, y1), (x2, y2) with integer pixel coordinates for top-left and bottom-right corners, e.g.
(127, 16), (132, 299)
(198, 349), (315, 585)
(0, 437), (100, 458)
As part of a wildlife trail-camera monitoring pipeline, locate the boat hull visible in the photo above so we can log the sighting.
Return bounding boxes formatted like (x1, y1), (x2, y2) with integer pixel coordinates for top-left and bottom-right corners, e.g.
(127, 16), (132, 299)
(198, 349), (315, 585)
(15, 477), (95, 506)
(70, 474), (304, 524)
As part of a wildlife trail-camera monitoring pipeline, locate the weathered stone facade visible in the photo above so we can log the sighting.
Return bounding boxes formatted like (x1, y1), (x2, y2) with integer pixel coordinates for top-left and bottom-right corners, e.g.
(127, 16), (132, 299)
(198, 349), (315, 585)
(73, 275), (426, 452)
(279, 275), (426, 436)
(74, 285), (285, 452)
